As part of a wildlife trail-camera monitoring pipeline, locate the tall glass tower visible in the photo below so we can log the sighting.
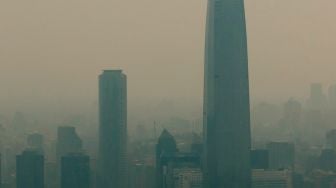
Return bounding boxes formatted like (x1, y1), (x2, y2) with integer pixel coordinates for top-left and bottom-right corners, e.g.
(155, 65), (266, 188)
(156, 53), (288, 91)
(98, 70), (127, 188)
(203, 0), (251, 187)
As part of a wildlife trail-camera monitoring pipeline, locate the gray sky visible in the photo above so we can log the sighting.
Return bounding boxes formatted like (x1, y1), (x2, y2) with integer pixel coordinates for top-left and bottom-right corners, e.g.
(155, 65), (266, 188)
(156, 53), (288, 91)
(0, 0), (336, 114)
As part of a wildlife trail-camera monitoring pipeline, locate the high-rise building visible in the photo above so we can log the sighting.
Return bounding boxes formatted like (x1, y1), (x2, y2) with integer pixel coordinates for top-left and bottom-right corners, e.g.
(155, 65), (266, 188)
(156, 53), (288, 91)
(56, 126), (83, 161)
(98, 70), (127, 188)
(267, 142), (295, 170)
(128, 162), (155, 188)
(16, 150), (44, 188)
(308, 83), (326, 110)
(45, 162), (58, 188)
(27, 133), (44, 154)
(281, 99), (302, 129)
(326, 130), (336, 150)
(190, 133), (203, 156)
(319, 149), (336, 172)
(203, 0), (251, 187)
(61, 153), (90, 188)
(156, 130), (178, 188)
(328, 84), (336, 108)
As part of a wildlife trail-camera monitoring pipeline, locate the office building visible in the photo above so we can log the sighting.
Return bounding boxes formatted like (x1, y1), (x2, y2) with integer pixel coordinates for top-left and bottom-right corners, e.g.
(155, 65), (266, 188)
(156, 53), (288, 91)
(27, 133), (44, 154)
(156, 130), (178, 188)
(319, 149), (336, 172)
(252, 169), (293, 188)
(203, 0), (251, 187)
(61, 153), (90, 188)
(98, 70), (127, 188)
(326, 130), (336, 150)
(308, 83), (326, 110)
(267, 142), (295, 170)
(171, 168), (203, 188)
(56, 126), (82, 161)
(16, 150), (44, 188)
(128, 162), (155, 188)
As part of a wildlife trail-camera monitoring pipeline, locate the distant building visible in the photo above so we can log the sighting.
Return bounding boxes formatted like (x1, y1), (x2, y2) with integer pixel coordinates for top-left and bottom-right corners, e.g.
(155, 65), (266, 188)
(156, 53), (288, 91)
(326, 130), (336, 150)
(308, 83), (326, 111)
(190, 133), (203, 156)
(280, 99), (302, 133)
(309, 170), (336, 188)
(27, 133), (44, 154)
(98, 70), (127, 188)
(61, 153), (90, 188)
(128, 162), (155, 188)
(156, 130), (178, 188)
(251, 149), (269, 169)
(267, 142), (295, 170)
(171, 168), (202, 188)
(252, 169), (293, 188)
(164, 153), (202, 188)
(16, 150), (44, 188)
(45, 162), (58, 188)
(328, 84), (336, 108)
(319, 149), (336, 172)
(56, 126), (82, 161)
(304, 110), (325, 142)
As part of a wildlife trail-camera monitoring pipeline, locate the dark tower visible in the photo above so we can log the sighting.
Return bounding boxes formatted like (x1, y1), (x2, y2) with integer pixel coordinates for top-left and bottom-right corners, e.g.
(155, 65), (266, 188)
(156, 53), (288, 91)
(16, 150), (44, 188)
(98, 70), (127, 188)
(56, 126), (83, 162)
(156, 129), (177, 188)
(203, 0), (251, 187)
(61, 153), (90, 188)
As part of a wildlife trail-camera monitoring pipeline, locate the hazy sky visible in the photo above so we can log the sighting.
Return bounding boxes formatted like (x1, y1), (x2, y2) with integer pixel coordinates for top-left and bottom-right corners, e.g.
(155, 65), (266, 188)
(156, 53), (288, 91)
(1, 0), (336, 115)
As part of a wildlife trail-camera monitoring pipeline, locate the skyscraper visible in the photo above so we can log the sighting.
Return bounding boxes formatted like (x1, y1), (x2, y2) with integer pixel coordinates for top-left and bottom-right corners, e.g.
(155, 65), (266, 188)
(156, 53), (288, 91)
(308, 83), (326, 110)
(156, 130), (178, 188)
(267, 142), (295, 170)
(27, 133), (44, 154)
(203, 0), (251, 187)
(16, 150), (44, 188)
(61, 153), (90, 188)
(98, 70), (127, 188)
(56, 126), (83, 162)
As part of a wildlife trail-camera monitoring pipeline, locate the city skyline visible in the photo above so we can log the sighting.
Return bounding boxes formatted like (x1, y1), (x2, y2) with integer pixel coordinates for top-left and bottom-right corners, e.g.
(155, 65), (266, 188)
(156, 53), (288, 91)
(1, 0), (336, 116)
(0, 0), (336, 188)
